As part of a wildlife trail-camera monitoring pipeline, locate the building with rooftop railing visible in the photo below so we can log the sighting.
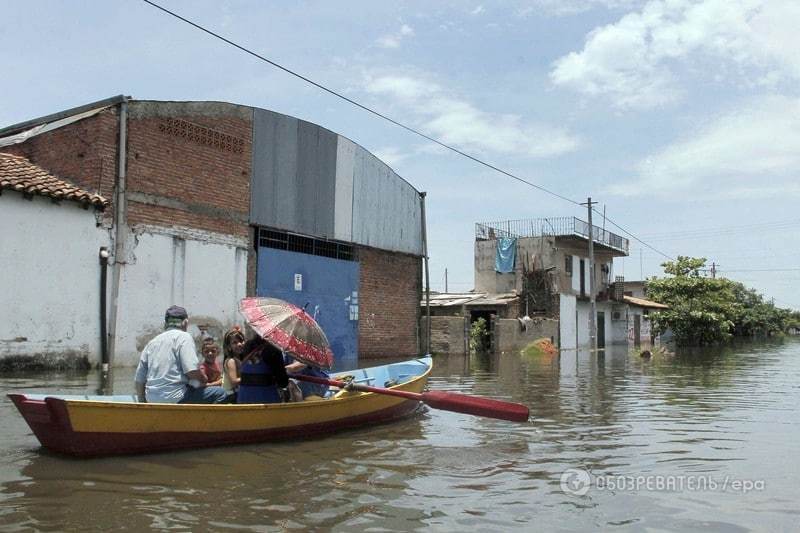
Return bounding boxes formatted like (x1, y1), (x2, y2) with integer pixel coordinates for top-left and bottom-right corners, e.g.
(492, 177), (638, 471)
(474, 216), (631, 350)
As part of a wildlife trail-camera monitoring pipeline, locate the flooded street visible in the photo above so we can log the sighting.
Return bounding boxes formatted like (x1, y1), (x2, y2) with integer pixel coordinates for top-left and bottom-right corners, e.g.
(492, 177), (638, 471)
(1, 339), (799, 531)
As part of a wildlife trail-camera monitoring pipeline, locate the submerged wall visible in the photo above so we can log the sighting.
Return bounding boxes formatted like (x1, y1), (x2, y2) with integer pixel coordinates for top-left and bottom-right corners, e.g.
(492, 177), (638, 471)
(494, 318), (560, 354)
(0, 193), (110, 369)
(112, 226), (248, 366)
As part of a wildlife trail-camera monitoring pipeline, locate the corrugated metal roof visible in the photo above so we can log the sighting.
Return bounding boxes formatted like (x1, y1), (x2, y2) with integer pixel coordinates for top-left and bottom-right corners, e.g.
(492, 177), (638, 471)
(464, 293), (518, 306)
(623, 295), (669, 309)
(0, 153), (108, 208)
(0, 95), (126, 138)
(0, 106), (113, 148)
(422, 292), (518, 307)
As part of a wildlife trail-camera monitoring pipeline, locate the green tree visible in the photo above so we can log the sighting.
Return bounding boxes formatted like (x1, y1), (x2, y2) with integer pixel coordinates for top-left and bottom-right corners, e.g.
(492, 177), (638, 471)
(729, 282), (791, 336)
(647, 257), (740, 346)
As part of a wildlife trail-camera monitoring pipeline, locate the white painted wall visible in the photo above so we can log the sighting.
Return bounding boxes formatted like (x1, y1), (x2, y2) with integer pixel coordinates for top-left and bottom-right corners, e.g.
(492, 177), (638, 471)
(113, 226), (248, 366)
(0, 193), (110, 364)
(559, 294), (577, 350)
(571, 255), (581, 293)
(576, 301), (591, 348)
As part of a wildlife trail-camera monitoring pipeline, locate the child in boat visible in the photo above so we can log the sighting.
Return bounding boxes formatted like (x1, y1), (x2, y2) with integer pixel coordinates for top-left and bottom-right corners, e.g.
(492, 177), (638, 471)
(222, 326), (246, 402)
(199, 338), (223, 387)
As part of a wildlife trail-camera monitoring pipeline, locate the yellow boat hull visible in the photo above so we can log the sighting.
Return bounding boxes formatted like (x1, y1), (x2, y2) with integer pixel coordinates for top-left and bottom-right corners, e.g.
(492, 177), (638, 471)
(8, 357), (432, 457)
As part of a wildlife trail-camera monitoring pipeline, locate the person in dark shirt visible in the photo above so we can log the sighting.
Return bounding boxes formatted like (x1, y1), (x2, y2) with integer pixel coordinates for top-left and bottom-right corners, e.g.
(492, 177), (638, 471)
(236, 336), (290, 404)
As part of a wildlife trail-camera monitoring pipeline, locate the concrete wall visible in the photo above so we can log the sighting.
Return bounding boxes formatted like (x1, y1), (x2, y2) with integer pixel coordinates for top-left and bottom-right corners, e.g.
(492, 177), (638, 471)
(112, 226), (248, 366)
(610, 303), (629, 345)
(475, 235), (616, 296)
(0, 192), (110, 368)
(494, 317), (559, 354)
(559, 294), (577, 350)
(420, 316), (468, 355)
(627, 308), (653, 348)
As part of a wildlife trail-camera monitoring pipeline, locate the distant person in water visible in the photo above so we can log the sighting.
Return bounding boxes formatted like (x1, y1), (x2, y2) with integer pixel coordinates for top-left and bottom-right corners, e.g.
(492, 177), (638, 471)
(236, 335), (290, 404)
(222, 326), (246, 402)
(134, 306), (227, 404)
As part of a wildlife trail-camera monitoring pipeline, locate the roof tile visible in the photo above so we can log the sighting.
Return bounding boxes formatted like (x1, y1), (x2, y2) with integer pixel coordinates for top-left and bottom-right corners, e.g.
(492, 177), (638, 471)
(0, 152), (108, 209)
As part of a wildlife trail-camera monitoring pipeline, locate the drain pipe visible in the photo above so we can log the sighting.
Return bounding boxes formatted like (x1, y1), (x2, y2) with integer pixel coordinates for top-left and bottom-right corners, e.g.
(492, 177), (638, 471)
(420, 192), (431, 354)
(99, 247), (109, 370)
(107, 97), (129, 367)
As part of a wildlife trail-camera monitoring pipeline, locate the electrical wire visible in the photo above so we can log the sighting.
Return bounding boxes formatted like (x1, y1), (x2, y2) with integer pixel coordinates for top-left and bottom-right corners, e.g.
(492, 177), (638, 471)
(140, 0), (581, 207)
(718, 268), (800, 273)
(141, 0), (699, 270)
(593, 208), (674, 260)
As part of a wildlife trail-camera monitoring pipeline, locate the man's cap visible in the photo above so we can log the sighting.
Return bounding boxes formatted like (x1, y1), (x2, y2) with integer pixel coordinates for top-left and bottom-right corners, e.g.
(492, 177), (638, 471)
(165, 305), (188, 321)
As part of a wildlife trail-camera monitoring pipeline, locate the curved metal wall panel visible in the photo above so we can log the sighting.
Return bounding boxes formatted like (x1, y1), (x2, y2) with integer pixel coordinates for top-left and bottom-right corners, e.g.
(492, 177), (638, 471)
(351, 145), (422, 255)
(251, 108), (422, 255)
(251, 109), (336, 238)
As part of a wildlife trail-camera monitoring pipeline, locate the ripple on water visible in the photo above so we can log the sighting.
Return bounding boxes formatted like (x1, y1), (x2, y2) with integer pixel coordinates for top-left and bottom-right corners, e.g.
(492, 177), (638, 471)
(1, 341), (799, 530)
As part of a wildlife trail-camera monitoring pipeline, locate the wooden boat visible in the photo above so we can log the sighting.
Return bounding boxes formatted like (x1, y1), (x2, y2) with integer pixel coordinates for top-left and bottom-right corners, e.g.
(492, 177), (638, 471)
(8, 356), (432, 457)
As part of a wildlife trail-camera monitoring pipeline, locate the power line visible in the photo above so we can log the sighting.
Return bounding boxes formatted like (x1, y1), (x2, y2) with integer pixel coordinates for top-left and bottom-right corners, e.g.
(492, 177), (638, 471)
(141, 0), (676, 264)
(594, 208), (674, 260)
(638, 218), (800, 240)
(140, 0), (580, 206)
(719, 268), (800, 273)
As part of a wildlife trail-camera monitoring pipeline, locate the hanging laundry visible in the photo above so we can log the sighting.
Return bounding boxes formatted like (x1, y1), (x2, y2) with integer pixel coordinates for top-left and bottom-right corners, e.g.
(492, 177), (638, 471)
(495, 237), (517, 273)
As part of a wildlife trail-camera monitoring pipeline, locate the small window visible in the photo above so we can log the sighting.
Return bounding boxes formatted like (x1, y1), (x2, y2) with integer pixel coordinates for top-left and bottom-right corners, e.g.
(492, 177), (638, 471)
(565, 254), (573, 276)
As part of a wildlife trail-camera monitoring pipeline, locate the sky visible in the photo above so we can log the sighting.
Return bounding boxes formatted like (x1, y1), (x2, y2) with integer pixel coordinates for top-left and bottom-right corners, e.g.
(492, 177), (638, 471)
(3, 0), (800, 309)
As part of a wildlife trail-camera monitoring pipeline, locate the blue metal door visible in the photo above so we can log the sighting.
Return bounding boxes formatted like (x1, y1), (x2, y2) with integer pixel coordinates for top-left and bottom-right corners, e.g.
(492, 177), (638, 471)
(256, 247), (359, 369)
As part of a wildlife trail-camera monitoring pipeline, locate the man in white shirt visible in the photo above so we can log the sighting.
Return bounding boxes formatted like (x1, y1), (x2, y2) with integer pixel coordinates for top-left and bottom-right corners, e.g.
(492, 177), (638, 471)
(134, 305), (227, 404)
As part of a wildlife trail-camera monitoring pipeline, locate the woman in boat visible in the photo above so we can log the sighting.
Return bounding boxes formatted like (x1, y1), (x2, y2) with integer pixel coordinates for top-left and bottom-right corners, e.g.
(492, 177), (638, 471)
(222, 327), (246, 402)
(236, 335), (290, 404)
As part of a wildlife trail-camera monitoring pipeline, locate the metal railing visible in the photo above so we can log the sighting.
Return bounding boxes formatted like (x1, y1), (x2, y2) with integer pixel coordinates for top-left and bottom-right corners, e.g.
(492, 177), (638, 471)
(475, 216), (629, 254)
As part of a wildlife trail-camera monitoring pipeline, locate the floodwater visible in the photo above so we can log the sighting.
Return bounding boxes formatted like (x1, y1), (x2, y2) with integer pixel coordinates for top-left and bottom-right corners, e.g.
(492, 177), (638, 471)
(1, 340), (799, 532)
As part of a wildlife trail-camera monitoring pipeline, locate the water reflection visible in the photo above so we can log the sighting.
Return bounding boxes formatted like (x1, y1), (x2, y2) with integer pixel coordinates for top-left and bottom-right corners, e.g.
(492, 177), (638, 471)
(2, 339), (799, 530)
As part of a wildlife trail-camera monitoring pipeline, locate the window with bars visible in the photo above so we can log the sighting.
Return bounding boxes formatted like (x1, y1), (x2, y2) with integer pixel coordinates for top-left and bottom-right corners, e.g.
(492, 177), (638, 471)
(257, 228), (355, 261)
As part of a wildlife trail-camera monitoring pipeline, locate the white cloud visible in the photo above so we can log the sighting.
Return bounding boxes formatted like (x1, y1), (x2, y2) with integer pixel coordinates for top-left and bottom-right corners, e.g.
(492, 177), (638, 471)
(375, 24), (416, 49)
(471, 5), (485, 15)
(607, 95), (800, 198)
(372, 146), (410, 167)
(550, 0), (800, 109)
(522, 0), (643, 17)
(364, 73), (580, 158)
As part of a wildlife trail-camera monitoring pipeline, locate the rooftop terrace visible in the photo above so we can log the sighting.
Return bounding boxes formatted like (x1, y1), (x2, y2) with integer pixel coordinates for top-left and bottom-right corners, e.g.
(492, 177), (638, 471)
(475, 216), (629, 255)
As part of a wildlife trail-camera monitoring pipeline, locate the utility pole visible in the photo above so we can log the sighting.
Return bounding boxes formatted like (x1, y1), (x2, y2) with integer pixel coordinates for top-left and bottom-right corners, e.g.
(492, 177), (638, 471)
(581, 197), (598, 352)
(711, 262), (716, 279)
(445, 268), (448, 293)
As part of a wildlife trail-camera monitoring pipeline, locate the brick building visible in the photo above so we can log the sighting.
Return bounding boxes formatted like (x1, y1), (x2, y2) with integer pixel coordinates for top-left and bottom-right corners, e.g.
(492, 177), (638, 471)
(0, 96), (424, 369)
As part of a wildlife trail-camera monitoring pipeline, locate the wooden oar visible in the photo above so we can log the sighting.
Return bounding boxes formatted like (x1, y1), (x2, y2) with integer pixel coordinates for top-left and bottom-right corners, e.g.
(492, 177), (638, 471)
(290, 373), (530, 422)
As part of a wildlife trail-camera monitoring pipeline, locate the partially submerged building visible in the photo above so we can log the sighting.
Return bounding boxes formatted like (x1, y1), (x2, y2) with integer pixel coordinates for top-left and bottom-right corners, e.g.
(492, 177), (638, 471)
(471, 217), (666, 350)
(0, 96), (424, 369)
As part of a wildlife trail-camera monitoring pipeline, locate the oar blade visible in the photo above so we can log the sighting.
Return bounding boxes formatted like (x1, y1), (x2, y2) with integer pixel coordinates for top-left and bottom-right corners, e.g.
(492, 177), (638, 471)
(421, 390), (530, 422)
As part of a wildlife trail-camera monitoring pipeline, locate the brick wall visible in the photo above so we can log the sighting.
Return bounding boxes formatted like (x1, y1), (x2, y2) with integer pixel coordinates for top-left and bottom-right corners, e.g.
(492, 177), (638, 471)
(0, 108), (119, 222)
(358, 246), (422, 358)
(125, 102), (252, 239)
